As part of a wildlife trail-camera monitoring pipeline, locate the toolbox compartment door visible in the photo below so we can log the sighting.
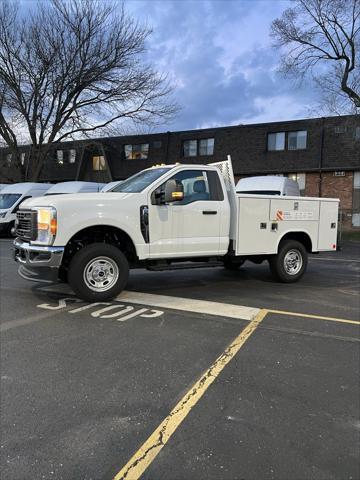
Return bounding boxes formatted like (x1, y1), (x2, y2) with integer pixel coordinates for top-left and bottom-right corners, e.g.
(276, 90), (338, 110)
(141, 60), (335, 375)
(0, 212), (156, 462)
(236, 197), (274, 255)
(269, 199), (319, 221)
(317, 201), (339, 251)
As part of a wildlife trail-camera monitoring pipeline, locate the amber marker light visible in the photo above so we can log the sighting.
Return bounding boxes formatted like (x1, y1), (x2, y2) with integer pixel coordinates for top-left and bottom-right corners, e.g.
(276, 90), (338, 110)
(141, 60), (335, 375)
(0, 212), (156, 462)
(172, 192), (184, 200)
(50, 218), (57, 235)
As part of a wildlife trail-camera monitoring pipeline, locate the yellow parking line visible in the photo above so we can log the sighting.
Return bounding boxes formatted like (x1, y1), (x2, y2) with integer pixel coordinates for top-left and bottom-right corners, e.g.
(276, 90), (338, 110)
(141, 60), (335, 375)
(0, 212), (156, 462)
(267, 309), (360, 326)
(112, 309), (268, 480)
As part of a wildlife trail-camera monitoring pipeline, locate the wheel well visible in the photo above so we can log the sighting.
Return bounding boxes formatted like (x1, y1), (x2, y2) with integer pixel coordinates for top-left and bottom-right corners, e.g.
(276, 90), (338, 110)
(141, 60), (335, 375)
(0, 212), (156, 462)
(279, 232), (312, 253)
(62, 225), (138, 270)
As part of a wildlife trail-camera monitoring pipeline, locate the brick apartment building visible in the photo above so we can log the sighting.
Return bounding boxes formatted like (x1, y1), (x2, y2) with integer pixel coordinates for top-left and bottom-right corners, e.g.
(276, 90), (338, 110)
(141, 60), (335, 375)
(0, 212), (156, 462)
(1, 114), (359, 229)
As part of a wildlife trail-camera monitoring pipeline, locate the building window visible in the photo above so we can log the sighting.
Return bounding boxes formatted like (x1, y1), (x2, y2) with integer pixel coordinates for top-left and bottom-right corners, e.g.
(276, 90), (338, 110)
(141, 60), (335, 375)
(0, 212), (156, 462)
(267, 132), (285, 151)
(183, 140), (197, 157)
(183, 138), (215, 157)
(288, 173), (306, 195)
(334, 125), (347, 134)
(124, 144), (149, 160)
(92, 155), (106, 171)
(6, 153), (12, 166)
(199, 138), (215, 155)
(69, 149), (76, 164)
(153, 141), (162, 148)
(355, 127), (360, 140)
(352, 171), (360, 227)
(288, 130), (307, 150)
(20, 152), (26, 166)
(56, 150), (64, 165)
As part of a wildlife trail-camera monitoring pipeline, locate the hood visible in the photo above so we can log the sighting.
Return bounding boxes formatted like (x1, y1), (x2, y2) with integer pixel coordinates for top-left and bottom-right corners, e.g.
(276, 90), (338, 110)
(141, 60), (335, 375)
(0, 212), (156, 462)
(20, 191), (135, 210)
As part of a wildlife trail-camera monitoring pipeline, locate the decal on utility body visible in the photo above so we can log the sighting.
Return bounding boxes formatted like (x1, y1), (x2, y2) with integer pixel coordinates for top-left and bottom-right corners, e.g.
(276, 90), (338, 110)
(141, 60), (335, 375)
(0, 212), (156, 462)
(276, 210), (284, 221)
(275, 210), (314, 221)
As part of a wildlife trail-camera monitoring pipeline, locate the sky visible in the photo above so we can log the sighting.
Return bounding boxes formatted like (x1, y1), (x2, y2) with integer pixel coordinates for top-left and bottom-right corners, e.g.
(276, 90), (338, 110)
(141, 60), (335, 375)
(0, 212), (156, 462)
(126, 0), (320, 131)
(15, 0), (322, 138)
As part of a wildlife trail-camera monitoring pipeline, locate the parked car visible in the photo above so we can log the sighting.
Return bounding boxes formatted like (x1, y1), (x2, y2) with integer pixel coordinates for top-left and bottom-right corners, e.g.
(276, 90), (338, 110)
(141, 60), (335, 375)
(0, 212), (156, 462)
(45, 181), (105, 195)
(0, 183), (52, 236)
(0, 184), (8, 192)
(236, 176), (300, 196)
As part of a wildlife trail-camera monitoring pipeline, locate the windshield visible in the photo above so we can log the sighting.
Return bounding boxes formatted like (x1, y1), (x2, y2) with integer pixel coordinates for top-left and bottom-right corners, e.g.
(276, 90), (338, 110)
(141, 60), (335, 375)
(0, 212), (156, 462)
(0, 193), (22, 209)
(111, 168), (171, 193)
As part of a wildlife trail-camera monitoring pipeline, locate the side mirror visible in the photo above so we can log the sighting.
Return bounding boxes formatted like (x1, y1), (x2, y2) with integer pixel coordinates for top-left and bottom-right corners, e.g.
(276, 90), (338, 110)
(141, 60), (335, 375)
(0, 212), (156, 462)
(164, 179), (184, 203)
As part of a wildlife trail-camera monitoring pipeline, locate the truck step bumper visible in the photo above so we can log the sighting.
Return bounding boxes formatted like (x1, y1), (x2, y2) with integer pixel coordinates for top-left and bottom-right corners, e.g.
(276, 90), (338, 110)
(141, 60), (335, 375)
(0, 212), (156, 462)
(18, 265), (61, 284)
(14, 239), (65, 283)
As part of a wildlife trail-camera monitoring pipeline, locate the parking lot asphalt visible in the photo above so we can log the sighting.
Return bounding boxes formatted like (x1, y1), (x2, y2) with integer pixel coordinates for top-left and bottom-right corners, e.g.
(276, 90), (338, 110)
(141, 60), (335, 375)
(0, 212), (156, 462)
(0, 238), (359, 480)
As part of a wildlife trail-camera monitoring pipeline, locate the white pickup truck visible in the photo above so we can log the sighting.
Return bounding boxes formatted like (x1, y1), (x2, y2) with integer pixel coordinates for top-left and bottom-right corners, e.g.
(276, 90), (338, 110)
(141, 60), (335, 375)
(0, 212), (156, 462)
(14, 158), (339, 302)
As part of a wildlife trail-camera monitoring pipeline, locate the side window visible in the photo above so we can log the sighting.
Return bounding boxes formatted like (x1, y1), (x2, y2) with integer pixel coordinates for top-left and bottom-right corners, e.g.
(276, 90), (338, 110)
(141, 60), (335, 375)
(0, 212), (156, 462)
(155, 170), (223, 205)
(207, 170), (224, 201)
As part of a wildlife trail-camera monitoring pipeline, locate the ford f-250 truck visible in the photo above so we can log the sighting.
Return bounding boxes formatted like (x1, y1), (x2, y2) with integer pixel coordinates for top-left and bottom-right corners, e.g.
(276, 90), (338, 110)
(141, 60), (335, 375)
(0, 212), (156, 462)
(13, 157), (339, 302)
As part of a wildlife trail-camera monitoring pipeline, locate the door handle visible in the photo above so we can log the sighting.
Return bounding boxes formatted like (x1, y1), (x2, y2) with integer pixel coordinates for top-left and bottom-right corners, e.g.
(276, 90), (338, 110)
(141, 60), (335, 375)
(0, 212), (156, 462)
(202, 210), (218, 215)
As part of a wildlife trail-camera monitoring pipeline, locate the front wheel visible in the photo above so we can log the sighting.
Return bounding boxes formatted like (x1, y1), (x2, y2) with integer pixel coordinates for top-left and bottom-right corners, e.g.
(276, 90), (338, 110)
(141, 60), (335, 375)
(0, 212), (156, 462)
(68, 243), (129, 302)
(269, 240), (308, 283)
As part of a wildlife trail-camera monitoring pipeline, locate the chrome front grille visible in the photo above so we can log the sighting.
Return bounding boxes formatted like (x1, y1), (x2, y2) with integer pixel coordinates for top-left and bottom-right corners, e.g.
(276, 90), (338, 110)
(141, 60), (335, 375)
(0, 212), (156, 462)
(16, 210), (37, 241)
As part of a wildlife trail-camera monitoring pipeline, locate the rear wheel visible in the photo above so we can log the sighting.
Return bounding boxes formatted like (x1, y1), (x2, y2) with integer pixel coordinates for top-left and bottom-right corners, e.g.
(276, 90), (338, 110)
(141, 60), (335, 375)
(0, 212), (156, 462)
(68, 243), (129, 302)
(269, 240), (307, 283)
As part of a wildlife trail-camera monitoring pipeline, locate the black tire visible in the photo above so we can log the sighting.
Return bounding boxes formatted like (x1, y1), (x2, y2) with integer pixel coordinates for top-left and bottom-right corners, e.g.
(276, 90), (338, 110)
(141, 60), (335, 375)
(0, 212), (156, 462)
(223, 258), (244, 271)
(68, 243), (129, 302)
(269, 239), (308, 283)
(7, 221), (15, 237)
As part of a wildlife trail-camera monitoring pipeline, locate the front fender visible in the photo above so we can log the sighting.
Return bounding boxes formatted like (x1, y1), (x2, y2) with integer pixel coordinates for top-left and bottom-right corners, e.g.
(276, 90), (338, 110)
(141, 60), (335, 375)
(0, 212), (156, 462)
(52, 212), (147, 259)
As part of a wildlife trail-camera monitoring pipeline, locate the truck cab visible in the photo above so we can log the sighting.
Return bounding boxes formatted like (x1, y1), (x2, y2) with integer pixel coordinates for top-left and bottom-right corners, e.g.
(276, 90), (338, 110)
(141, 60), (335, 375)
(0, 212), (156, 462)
(13, 159), (339, 301)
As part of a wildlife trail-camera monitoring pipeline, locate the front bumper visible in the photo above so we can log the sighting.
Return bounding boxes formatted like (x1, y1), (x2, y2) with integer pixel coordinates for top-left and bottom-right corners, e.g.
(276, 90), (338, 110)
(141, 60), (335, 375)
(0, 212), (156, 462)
(14, 238), (65, 283)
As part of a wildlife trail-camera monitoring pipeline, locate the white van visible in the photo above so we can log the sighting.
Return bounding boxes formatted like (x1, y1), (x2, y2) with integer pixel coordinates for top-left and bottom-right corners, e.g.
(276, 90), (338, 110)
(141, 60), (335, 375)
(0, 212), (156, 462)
(45, 181), (105, 195)
(0, 184), (8, 192)
(101, 181), (123, 192)
(0, 183), (52, 235)
(236, 176), (300, 196)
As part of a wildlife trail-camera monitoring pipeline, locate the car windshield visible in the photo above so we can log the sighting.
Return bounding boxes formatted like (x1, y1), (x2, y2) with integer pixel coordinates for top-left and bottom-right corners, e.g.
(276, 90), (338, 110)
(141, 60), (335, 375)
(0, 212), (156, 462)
(0, 193), (22, 209)
(111, 168), (171, 193)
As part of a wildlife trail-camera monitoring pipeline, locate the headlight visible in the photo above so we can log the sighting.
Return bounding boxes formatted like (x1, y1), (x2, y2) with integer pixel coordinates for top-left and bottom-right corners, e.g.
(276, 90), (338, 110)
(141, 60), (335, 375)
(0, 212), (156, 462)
(33, 207), (57, 245)
(0, 212), (6, 219)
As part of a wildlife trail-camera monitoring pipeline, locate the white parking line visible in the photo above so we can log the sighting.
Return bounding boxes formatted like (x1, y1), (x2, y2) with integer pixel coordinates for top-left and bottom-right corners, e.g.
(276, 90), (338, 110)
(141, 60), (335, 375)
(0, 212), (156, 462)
(41, 285), (260, 321)
(118, 291), (260, 321)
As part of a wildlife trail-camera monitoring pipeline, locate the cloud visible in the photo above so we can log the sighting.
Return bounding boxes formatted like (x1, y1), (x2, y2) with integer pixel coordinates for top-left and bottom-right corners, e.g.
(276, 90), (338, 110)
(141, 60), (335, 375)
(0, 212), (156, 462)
(126, 0), (318, 131)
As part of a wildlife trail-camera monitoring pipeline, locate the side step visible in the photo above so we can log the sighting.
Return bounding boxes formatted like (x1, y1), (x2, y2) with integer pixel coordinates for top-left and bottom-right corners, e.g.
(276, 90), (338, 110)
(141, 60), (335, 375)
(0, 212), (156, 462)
(146, 261), (223, 272)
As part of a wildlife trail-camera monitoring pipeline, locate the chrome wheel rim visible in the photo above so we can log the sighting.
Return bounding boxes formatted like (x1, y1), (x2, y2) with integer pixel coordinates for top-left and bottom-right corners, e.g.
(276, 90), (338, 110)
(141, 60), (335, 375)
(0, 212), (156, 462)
(83, 256), (119, 292)
(283, 249), (303, 275)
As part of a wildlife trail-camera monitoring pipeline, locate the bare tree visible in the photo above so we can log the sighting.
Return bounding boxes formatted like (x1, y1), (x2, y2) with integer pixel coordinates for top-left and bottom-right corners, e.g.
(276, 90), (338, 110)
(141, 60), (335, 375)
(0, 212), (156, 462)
(0, 0), (176, 180)
(271, 0), (360, 114)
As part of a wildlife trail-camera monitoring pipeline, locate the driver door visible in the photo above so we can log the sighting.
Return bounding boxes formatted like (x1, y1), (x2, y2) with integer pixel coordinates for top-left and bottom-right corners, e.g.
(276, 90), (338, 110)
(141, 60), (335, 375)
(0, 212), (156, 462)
(148, 169), (224, 258)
